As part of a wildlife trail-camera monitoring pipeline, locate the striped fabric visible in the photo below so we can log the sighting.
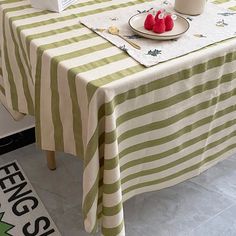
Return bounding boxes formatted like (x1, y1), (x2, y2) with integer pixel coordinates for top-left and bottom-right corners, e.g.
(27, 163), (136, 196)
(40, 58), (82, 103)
(0, 0), (25, 120)
(1, 0), (236, 235)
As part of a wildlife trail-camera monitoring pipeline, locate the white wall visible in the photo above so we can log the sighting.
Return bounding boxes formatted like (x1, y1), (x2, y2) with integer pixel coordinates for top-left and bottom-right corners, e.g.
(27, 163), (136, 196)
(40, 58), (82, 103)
(0, 104), (35, 139)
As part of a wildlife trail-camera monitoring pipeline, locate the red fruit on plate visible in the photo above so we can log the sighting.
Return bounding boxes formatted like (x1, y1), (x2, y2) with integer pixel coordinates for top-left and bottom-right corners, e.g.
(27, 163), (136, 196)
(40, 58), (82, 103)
(165, 15), (174, 31)
(155, 10), (162, 21)
(144, 14), (155, 30)
(153, 18), (166, 34)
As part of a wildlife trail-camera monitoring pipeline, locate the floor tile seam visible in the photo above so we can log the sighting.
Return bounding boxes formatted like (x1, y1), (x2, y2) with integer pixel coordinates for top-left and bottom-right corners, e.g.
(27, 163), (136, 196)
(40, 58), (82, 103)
(189, 179), (236, 202)
(61, 158), (83, 180)
(31, 181), (67, 201)
(189, 202), (236, 233)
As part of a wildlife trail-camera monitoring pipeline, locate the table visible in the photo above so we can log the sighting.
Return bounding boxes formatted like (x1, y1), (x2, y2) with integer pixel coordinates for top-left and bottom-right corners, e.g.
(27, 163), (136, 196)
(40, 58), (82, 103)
(1, 0), (236, 235)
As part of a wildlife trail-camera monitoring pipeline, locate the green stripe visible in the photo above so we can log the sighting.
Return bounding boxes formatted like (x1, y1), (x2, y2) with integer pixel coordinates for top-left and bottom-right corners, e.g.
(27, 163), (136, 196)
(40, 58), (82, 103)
(88, 68), (236, 171)
(2, 4), (36, 114)
(229, 6), (236, 11)
(15, 0), (150, 32)
(82, 171), (100, 218)
(99, 133), (236, 213)
(53, 42), (112, 62)
(1, 4), (31, 13)
(101, 52), (236, 120)
(50, 60), (64, 152)
(25, 24), (84, 58)
(122, 119), (236, 184)
(68, 0), (111, 10)
(84, 51), (236, 168)
(104, 93), (236, 172)
(8, 17), (34, 114)
(4, 1), (90, 91)
(82, 166), (104, 231)
(103, 120), (236, 195)
(91, 220), (99, 234)
(2, 9), (18, 111)
(67, 71), (84, 159)
(3, 0), (110, 21)
(2, 0), (150, 119)
(1, 0), (234, 232)
(6, 5), (35, 70)
(8, 0), (111, 60)
(87, 64), (145, 102)
(10, 0), (152, 67)
(104, 71), (236, 146)
(0, 0), (23, 5)
(5, 2), (113, 116)
(34, 49), (43, 146)
(3, 0), (150, 147)
(34, 33), (98, 146)
(51, 42), (112, 152)
(10, 10), (48, 21)
(93, 79), (236, 203)
(99, 134), (236, 216)
(0, 67), (2, 76)
(102, 202), (123, 216)
(69, 52), (128, 74)
(34, 33), (99, 52)
(213, 0), (229, 3)
(116, 95), (235, 162)
(0, 84), (5, 95)
(98, 210), (102, 220)
(116, 73), (236, 160)
(66, 52), (128, 156)
(90, 101), (236, 213)
(102, 220), (124, 236)
(120, 104), (236, 172)
(123, 141), (236, 195)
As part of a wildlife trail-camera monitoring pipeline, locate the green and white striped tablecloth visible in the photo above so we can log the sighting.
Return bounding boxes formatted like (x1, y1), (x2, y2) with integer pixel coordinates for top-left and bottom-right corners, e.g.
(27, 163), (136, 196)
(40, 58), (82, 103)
(1, 0), (236, 235)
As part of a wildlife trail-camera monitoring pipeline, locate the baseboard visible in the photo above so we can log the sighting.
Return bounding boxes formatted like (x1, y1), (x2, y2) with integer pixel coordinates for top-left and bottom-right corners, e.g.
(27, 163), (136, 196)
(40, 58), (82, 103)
(0, 128), (35, 155)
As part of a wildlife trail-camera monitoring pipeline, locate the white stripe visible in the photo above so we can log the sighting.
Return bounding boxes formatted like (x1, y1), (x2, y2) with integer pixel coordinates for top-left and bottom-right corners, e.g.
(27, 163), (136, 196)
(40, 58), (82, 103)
(121, 128), (236, 190)
(118, 87), (236, 152)
(57, 47), (123, 70)
(83, 148), (100, 200)
(29, 27), (93, 52)
(104, 164), (121, 184)
(4, 14), (28, 112)
(86, 41), (236, 142)
(39, 51), (55, 150)
(122, 146), (236, 202)
(120, 113), (236, 180)
(84, 192), (98, 233)
(103, 189), (123, 207)
(11, 0), (134, 26)
(103, 208), (124, 228)
(118, 95), (236, 167)
(57, 60), (76, 155)
(103, 79), (236, 160)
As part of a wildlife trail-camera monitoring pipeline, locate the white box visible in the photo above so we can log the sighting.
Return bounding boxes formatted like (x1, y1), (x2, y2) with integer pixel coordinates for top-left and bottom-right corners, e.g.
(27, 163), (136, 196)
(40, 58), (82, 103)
(30, 0), (76, 12)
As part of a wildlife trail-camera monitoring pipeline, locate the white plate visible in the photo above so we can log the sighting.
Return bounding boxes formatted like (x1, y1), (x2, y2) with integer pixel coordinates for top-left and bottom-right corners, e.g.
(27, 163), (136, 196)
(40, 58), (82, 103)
(128, 13), (190, 40)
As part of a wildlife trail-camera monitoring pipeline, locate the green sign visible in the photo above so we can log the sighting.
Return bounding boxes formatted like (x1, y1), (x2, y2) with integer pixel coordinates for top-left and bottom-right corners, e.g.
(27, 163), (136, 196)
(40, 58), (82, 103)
(0, 212), (14, 236)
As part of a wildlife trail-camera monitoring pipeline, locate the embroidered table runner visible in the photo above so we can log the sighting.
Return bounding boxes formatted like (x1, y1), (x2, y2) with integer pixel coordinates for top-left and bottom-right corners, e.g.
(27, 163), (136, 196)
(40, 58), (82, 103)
(80, 0), (236, 67)
(1, 0), (236, 235)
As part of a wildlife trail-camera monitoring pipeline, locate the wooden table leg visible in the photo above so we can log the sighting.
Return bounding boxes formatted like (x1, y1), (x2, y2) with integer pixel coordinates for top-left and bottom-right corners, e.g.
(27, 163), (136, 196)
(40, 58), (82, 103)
(46, 151), (56, 170)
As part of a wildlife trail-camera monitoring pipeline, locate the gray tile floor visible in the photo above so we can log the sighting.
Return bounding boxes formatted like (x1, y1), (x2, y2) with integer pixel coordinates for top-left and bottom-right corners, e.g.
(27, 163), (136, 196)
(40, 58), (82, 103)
(1, 144), (236, 236)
